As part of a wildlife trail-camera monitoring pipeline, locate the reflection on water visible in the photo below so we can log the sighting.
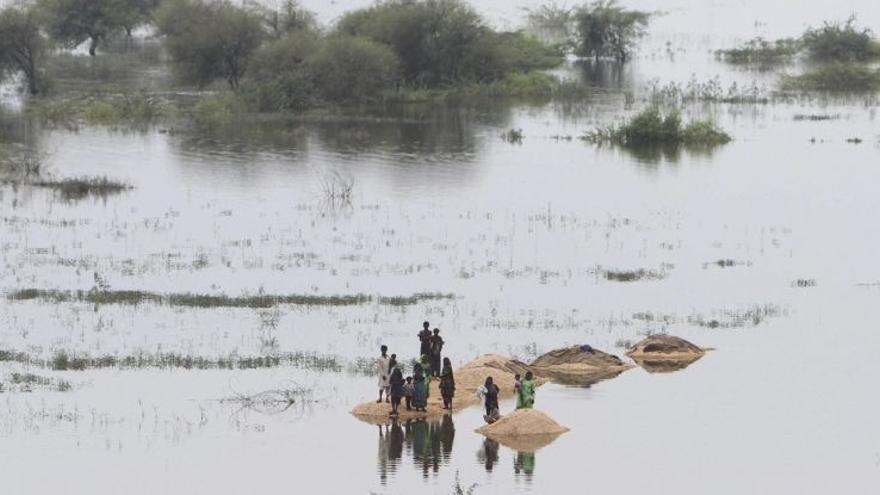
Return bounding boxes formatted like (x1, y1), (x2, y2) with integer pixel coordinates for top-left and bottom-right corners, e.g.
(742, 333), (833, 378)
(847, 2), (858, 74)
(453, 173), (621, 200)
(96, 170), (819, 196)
(633, 355), (704, 373)
(477, 437), (500, 472)
(514, 451), (537, 481)
(377, 415), (455, 484)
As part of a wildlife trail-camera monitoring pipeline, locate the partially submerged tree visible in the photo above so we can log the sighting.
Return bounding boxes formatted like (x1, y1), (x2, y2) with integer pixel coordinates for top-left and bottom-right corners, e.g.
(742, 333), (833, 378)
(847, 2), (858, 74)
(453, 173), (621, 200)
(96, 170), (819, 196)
(156, 0), (265, 89)
(310, 35), (399, 104)
(111, 0), (162, 37)
(573, 0), (651, 62)
(38, 0), (124, 56)
(0, 5), (48, 95)
(802, 17), (880, 61)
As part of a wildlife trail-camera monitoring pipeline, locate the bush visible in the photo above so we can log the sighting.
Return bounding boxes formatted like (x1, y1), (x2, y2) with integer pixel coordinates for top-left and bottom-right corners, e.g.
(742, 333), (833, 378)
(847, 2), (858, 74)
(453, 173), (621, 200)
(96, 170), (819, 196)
(242, 31), (321, 111)
(802, 17), (880, 61)
(0, 5), (47, 95)
(583, 108), (731, 146)
(310, 35), (399, 104)
(338, 0), (562, 87)
(573, 0), (651, 62)
(781, 64), (880, 92)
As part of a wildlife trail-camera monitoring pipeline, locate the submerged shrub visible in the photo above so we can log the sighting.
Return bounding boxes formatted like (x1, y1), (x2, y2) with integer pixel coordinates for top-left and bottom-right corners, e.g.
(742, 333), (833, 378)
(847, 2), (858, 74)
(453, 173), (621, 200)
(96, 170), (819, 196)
(781, 64), (880, 92)
(310, 35), (399, 104)
(802, 17), (880, 61)
(716, 37), (801, 65)
(243, 31), (320, 111)
(583, 108), (732, 147)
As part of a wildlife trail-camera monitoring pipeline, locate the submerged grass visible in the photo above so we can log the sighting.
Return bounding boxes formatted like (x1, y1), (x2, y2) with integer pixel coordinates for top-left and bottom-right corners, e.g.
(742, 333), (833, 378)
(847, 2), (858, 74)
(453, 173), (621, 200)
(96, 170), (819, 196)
(9, 289), (453, 308)
(604, 269), (665, 282)
(28, 92), (173, 129)
(582, 108), (732, 147)
(28, 176), (133, 201)
(716, 37), (801, 65)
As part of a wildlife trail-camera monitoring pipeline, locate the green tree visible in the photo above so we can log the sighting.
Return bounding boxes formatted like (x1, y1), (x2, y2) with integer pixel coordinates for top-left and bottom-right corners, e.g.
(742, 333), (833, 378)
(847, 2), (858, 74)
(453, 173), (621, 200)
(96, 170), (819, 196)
(573, 0), (650, 62)
(244, 31), (320, 110)
(802, 17), (878, 61)
(112, 0), (162, 37)
(337, 0), (485, 87)
(38, 0), (124, 56)
(0, 5), (47, 95)
(156, 0), (265, 89)
(310, 35), (399, 104)
(246, 0), (317, 37)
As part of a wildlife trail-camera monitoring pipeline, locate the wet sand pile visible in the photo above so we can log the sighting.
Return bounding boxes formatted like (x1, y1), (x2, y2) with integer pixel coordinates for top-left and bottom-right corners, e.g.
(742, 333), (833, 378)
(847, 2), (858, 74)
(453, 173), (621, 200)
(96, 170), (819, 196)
(476, 409), (569, 451)
(529, 345), (634, 385)
(626, 335), (705, 360)
(351, 354), (524, 420)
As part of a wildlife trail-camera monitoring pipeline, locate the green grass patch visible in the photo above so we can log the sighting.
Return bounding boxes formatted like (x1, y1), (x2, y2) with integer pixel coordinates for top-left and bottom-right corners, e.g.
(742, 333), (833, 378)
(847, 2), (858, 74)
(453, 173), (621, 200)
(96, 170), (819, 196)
(28, 176), (132, 201)
(582, 108), (732, 147)
(27, 92), (172, 128)
(781, 64), (880, 92)
(9, 289), (454, 308)
(716, 37), (801, 65)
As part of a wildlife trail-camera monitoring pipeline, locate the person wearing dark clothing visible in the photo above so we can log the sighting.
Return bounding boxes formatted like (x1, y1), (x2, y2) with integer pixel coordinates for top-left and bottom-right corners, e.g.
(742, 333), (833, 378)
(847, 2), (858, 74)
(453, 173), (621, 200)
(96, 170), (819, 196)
(412, 365), (428, 412)
(389, 367), (405, 416)
(439, 357), (455, 410)
(478, 376), (500, 423)
(418, 321), (432, 357)
(430, 328), (444, 378)
(403, 376), (414, 410)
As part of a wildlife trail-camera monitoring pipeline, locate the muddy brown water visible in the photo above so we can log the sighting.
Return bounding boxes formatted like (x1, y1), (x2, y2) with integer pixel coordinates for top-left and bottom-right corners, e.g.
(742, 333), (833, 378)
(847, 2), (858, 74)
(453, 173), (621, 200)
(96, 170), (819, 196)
(2, 0), (880, 493)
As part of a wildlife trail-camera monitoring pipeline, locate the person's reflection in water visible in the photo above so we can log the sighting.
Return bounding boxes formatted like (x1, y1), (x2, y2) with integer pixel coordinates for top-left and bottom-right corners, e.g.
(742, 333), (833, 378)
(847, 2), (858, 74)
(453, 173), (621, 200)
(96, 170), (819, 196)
(514, 451), (536, 482)
(439, 414), (455, 462)
(477, 438), (500, 472)
(377, 424), (390, 484)
(376, 417), (455, 482)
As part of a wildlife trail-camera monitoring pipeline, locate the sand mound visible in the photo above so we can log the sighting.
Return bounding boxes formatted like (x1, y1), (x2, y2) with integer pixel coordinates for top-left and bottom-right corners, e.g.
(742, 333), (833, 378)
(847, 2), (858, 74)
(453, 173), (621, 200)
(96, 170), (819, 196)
(477, 409), (569, 437)
(627, 335), (705, 360)
(529, 345), (634, 385)
(351, 355), (524, 420)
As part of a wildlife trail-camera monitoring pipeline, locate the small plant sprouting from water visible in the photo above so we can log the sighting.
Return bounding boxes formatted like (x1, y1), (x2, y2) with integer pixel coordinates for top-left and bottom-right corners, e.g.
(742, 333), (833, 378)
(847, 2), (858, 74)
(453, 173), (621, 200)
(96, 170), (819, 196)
(603, 268), (665, 282)
(781, 64), (880, 93)
(451, 472), (478, 495)
(30, 176), (133, 201)
(716, 37), (801, 65)
(501, 128), (524, 144)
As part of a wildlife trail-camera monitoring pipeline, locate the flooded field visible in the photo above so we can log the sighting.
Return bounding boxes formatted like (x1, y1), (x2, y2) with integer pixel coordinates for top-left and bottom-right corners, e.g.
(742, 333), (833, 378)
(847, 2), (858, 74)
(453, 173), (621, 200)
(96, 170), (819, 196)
(2, 0), (880, 493)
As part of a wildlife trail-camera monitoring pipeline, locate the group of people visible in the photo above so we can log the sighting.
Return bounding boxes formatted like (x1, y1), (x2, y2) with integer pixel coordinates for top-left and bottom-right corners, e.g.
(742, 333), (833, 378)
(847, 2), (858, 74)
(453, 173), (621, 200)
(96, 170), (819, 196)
(376, 321), (455, 416)
(375, 320), (537, 422)
(477, 371), (536, 424)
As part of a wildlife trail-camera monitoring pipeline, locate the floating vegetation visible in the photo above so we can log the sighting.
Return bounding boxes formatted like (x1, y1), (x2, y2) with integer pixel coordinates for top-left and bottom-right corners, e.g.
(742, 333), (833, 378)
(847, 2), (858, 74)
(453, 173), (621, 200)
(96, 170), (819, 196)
(689, 304), (786, 329)
(0, 348), (375, 375)
(9, 289), (454, 308)
(716, 37), (801, 65)
(604, 269), (665, 282)
(702, 259), (751, 269)
(582, 108), (732, 148)
(793, 114), (840, 121)
(28, 176), (133, 201)
(5, 373), (72, 392)
(781, 64), (880, 93)
(792, 279), (817, 288)
(501, 128), (524, 144)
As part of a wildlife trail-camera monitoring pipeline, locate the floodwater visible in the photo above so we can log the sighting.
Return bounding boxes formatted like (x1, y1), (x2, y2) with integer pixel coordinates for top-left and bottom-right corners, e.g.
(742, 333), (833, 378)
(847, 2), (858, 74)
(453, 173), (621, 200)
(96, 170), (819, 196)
(1, 0), (880, 493)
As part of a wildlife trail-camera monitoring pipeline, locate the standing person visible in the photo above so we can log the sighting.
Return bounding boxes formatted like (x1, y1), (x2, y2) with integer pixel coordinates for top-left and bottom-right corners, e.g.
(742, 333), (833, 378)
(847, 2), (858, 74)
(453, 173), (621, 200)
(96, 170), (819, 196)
(513, 374), (522, 396)
(439, 357), (455, 410)
(517, 371), (536, 409)
(389, 367), (405, 416)
(376, 345), (391, 403)
(403, 376), (414, 411)
(419, 352), (432, 381)
(412, 365), (428, 412)
(430, 328), (444, 378)
(477, 376), (500, 423)
(418, 321), (432, 358)
(388, 354), (398, 375)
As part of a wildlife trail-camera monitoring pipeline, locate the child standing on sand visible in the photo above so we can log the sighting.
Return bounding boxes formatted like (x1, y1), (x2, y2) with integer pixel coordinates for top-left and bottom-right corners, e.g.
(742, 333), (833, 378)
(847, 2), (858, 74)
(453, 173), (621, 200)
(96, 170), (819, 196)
(389, 367), (404, 416)
(403, 376), (414, 410)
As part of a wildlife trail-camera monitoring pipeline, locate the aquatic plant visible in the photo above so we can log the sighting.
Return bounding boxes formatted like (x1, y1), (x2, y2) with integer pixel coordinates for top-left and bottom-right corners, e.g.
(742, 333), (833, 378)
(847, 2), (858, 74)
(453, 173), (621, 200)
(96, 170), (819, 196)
(781, 64), (880, 92)
(582, 108), (732, 147)
(716, 37), (801, 65)
(501, 128), (524, 144)
(8, 288), (454, 308)
(603, 268), (665, 282)
(29, 176), (132, 201)
(646, 76), (769, 104)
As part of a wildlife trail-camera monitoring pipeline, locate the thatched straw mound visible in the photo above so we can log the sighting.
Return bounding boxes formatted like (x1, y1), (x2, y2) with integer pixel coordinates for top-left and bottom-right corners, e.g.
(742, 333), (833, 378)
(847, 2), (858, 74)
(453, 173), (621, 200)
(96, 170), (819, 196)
(529, 345), (634, 385)
(626, 335), (705, 360)
(476, 409), (569, 451)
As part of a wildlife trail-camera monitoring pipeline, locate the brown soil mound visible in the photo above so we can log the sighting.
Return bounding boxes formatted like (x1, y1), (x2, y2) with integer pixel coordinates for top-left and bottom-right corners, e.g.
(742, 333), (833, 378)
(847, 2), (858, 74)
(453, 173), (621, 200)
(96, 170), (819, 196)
(627, 335), (705, 360)
(529, 345), (634, 385)
(351, 354), (523, 420)
(476, 409), (569, 451)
